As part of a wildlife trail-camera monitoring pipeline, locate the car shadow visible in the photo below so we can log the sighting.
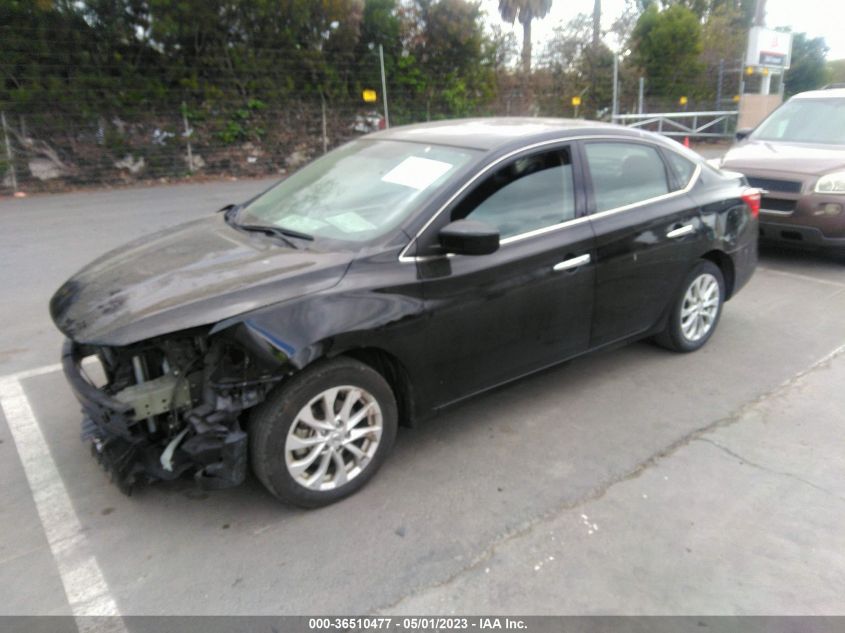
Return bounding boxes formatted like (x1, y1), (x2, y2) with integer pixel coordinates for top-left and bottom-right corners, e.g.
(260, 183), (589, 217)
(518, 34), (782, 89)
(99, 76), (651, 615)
(759, 243), (845, 268)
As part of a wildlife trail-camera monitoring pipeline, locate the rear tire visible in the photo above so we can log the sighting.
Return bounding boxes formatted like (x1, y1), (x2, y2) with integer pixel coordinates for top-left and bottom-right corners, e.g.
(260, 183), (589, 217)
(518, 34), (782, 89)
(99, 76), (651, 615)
(250, 357), (398, 508)
(655, 260), (725, 353)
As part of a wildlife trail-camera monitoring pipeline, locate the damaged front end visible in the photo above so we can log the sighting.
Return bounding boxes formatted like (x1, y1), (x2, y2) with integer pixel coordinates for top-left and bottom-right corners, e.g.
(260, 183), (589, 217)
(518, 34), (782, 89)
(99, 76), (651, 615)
(62, 326), (290, 493)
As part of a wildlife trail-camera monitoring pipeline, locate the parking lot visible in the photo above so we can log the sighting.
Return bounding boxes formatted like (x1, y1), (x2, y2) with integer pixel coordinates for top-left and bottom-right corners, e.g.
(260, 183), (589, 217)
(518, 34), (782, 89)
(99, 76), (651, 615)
(1, 179), (843, 617)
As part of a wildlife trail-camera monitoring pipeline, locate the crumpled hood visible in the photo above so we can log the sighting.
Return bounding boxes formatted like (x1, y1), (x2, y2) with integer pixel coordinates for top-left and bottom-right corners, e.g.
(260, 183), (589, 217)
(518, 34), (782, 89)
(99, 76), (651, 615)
(50, 215), (353, 346)
(722, 140), (845, 176)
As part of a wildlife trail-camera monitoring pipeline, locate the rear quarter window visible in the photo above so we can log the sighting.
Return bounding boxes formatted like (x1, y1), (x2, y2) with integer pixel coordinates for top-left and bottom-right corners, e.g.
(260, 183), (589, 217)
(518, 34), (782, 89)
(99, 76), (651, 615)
(664, 150), (697, 190)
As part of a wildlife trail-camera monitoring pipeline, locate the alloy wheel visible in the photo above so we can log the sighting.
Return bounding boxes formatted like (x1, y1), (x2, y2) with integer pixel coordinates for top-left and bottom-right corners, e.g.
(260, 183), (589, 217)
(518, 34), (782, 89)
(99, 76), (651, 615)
(680, 272), (720, 342)
(284, 386), (383, 491)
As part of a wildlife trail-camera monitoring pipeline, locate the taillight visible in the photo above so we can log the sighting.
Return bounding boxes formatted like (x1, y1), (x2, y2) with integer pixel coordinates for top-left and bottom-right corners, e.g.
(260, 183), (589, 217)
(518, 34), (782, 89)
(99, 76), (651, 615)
(741, 188), (761, 218)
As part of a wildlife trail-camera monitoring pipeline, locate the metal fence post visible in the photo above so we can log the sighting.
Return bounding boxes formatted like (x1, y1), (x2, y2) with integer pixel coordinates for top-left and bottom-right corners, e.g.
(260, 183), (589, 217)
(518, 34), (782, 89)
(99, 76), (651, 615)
(1, 111), (18, 192)
(182, 102), (194, 173)
(379, 44), (390, 129)
(716, 59), (724, 110)
(320, 93), (328, 155)
(638, 77), (644, 115)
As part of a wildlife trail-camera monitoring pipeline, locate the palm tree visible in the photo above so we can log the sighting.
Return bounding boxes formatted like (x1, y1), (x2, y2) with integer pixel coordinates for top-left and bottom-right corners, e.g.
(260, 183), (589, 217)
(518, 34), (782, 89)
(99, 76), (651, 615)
(498, 0), (553, 74)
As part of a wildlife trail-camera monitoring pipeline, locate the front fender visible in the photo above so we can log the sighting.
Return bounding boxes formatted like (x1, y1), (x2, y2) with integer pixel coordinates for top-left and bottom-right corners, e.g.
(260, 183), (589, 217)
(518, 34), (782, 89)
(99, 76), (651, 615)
(209, 251), (430, 399)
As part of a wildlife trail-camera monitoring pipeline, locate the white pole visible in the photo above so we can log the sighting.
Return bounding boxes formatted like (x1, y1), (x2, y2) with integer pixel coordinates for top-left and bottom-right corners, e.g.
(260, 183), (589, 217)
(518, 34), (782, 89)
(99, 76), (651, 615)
(612, 56), (619, 120)
(716, 59), (724, 109)
(321, 94), (328, 154)
(1, 111), (18, 192)
(379, 44), (390, 128)
(182, 102), (194, 173)
(638, 77), (644, 114)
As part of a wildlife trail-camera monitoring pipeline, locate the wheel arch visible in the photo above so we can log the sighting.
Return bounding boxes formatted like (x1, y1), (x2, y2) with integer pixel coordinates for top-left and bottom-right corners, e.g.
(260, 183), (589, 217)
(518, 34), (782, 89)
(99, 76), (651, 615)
(701, 249), (735, 299)
(332, 346), (418, 428)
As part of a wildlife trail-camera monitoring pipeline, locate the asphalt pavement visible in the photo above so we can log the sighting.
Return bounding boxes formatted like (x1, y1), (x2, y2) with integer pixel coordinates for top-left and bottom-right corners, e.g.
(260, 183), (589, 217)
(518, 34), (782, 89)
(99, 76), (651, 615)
(0, 177), (843, 618)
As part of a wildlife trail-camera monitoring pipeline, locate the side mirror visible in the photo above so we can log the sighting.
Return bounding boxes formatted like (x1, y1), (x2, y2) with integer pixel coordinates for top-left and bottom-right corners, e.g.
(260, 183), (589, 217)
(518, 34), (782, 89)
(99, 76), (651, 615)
(439, 219), (500, 256)
(735, 128), (753, 142)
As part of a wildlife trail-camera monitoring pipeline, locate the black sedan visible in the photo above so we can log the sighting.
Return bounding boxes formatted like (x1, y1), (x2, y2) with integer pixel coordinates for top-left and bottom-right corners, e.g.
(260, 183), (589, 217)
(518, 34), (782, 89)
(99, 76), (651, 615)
(50, 118), (759, 507)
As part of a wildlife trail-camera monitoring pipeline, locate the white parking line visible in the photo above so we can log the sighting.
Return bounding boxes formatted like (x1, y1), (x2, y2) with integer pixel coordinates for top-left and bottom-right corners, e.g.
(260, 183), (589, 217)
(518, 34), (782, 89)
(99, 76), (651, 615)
(757, 266), (845, 289)
(8, 362), (63, 382)
(0, 369), (126, 632)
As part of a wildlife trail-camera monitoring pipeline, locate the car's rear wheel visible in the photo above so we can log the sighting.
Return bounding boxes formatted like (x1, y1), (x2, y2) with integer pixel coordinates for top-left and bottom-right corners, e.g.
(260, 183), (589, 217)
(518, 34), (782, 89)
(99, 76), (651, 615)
(655, 260), (725, 353)
(249, 357), (398, 507)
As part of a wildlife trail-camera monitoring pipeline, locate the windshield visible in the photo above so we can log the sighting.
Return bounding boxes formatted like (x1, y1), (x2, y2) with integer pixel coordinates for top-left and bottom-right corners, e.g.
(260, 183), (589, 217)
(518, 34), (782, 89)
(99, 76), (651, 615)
(752, 98), (845, 145)
(239, 139), (480, 243)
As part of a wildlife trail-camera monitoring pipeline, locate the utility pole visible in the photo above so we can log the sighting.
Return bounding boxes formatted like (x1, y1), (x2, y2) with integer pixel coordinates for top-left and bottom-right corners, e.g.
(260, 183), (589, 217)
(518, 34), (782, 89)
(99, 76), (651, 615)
(592, 0), (601, 48)
(379, 44), (390, 129)
(754, 0), (768, 94)
(612, 55), (619, 120)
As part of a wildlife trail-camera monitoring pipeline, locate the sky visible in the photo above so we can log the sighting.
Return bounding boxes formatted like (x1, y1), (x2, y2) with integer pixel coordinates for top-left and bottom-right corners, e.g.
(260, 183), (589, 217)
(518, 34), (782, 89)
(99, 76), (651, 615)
(479, 0), (845, 61)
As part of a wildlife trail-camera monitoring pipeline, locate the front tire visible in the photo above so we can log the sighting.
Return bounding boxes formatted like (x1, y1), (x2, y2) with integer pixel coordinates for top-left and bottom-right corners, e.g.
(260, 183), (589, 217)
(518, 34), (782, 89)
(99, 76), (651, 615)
(655, 260), (725, 353)
(250, 357), (398, 508)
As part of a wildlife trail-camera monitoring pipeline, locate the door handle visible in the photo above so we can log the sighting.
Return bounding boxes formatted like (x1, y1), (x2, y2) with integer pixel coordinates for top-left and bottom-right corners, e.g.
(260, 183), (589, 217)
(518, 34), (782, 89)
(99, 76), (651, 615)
(666, 224), (695, 239)
(553, 253), (591, 272)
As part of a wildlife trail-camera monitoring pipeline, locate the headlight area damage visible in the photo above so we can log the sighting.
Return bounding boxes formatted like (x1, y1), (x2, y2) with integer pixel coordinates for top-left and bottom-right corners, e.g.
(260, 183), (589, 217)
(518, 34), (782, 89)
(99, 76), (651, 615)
(61, 324), (291, 493)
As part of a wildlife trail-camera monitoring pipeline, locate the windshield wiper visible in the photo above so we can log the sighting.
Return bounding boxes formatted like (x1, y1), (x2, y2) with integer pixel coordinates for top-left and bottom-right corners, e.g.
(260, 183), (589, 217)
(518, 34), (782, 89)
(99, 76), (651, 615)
(220, 203), (313, 248)
(242, 224), (314, 242)
(236, 223), (314, 249)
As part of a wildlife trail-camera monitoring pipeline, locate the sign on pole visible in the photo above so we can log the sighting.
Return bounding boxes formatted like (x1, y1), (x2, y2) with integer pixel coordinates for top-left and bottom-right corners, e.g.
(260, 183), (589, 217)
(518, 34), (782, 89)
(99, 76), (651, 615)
(745, 27), (793, 70)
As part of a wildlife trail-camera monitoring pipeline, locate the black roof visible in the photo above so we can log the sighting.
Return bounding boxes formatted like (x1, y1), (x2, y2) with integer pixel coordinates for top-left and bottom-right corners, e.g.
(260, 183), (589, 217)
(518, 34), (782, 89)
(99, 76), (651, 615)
(369, 117), (646, 152)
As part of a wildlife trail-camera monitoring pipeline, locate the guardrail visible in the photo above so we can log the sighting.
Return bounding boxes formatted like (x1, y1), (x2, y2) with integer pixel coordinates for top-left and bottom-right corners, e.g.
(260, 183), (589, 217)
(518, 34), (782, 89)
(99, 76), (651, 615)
(611, 111), (739, 139)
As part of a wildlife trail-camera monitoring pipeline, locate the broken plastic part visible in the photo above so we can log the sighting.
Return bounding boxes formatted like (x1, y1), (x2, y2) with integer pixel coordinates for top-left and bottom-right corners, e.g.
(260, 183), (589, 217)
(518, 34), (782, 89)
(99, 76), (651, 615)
(160, 427), (190, 472)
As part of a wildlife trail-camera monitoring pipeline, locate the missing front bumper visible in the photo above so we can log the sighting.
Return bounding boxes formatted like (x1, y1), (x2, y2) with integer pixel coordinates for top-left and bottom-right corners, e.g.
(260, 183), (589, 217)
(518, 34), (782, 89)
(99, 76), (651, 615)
(62, 339), (248, 493)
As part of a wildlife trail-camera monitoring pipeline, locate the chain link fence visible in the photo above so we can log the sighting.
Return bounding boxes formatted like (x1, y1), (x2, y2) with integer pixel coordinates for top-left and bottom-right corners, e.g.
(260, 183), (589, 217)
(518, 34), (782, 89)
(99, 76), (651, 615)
(1, 58), (746, 195)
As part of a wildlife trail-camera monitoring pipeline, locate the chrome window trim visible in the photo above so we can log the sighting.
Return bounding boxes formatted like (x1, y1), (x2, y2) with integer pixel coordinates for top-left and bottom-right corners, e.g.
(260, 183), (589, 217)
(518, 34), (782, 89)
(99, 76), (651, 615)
(584, 163), (701, 220)
(398, 135), (701, 263)
(499, 215), (591, 245)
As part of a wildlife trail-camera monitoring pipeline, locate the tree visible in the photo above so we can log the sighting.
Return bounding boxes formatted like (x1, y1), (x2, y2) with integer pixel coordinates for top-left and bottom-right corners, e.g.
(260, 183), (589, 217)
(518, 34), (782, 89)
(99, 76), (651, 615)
(630, 4), (702, 100)
(535, 13), (614, 118)
(485, 24), (519, 73)
(696, 1), (747, 105)
(783, 32), (829, 96)
(542, 14), (592, 73)
(498, 0), (553, 74)
(146, 0), (365, 102)
(828, 58), (845, 86)
(355, 0), (402, 92)
(398, 0), (496, 119)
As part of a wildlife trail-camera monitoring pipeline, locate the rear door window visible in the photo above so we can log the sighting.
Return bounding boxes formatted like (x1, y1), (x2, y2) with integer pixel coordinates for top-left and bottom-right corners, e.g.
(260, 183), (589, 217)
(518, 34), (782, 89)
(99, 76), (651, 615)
(584, 142), (670, 212)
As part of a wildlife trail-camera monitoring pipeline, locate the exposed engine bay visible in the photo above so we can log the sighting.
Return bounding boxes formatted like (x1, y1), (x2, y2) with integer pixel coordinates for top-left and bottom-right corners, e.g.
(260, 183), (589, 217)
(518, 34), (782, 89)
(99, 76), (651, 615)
(63, 325), (290, 493)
